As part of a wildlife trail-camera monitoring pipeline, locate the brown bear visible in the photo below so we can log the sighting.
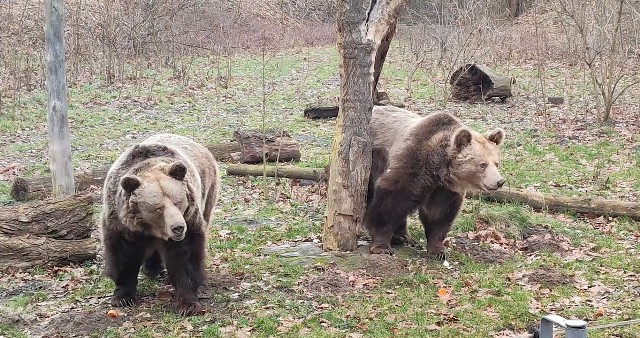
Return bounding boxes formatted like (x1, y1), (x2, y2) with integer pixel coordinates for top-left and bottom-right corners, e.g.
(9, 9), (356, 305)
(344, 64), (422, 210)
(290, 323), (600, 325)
(99, 133), (219, 316)
(365, 106), (505, 259)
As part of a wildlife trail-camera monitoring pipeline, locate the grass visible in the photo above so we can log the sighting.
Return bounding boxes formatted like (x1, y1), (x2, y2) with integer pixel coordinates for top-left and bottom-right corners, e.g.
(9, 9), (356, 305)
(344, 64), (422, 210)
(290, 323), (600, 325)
(0, 43), (639, 337)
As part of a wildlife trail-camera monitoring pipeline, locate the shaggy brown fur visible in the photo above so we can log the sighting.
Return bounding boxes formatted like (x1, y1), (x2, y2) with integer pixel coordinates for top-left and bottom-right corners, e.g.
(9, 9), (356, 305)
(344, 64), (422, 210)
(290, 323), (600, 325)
(366, 106), (505, 259)
(99, 134), (219, 316)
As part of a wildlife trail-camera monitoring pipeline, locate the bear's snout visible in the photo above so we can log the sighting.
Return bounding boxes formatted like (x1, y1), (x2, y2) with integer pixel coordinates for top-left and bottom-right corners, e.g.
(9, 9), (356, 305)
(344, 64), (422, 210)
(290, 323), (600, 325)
(497, 179), (505, 188)
(170, 223), (186, 240)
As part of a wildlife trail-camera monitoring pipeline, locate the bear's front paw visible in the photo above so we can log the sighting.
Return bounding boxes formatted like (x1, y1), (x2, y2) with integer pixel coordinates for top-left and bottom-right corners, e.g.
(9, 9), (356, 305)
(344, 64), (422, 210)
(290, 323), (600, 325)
(174, 299), (203, 316)
(427, 250), (448, 262)
(111, 291), (138, 307)
(370, 244), (395, 255)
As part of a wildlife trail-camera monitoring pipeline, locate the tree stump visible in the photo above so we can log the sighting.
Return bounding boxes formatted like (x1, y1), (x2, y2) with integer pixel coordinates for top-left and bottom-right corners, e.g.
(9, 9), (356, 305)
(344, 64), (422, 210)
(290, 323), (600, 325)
(0, 193), (98, 270)
(450, 63), (514, 102)
(233, 129), (301, 164)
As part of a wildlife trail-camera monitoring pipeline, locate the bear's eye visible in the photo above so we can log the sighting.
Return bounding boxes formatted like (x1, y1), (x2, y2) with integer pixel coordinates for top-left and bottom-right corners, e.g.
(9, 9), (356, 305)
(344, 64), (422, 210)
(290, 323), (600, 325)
(175, 201), (182, 208)
(156, 206), (164, 213)
(495, 162), (500, 168)
(480, 162), (488, 169)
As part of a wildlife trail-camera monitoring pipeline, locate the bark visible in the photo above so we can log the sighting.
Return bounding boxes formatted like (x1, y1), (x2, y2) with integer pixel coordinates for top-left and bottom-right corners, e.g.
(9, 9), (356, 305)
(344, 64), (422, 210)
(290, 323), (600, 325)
(45, 0), (75, 196)
(0, 193), (97, 239)
(0, 235), (97, 271)
(0, 193), (98, 271)
(233, 130), (301, 164)
(10, 142), (241, 201)
(372, 23), (396, 103)
(324, 0), (409, 252)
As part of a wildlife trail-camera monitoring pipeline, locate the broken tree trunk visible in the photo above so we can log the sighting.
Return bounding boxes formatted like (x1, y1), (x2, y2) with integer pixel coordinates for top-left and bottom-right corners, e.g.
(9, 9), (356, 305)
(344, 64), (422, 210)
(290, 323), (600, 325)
(0, 193), (98, 270)
(233, 129), (301, 164)
(224, 164), (640, 221)
(226, 164), (327, 182)
(10, 142), (242, 201)
(450, 63), (514, 102)
(470, 188), (640, 221)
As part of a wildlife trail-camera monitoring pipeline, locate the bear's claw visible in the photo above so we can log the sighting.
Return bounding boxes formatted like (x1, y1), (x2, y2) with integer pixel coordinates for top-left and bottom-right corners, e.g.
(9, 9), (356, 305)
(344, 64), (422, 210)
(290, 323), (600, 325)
(390, 234), (416, 246)
(428, 250), (448, 262)
(111, 294), (138, 307)
(174, 299), (203, 316)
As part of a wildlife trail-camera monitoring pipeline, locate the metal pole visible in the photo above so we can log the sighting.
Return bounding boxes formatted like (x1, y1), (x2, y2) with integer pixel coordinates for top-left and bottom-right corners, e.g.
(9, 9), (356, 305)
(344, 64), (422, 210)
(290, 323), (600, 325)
(540, 315), (587, 338)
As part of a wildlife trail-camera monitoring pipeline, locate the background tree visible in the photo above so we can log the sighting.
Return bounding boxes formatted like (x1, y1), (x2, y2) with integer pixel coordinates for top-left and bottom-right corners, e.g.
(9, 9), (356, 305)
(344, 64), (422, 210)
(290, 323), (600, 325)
(323, 0), (409, 252)
(45, 0), (75, 196)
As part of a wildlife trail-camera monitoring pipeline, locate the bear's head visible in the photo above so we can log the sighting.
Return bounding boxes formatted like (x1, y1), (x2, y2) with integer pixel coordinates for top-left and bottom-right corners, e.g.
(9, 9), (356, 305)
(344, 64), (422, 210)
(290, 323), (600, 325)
(449, 127), (506, 192)
(120, 161), (191, 241)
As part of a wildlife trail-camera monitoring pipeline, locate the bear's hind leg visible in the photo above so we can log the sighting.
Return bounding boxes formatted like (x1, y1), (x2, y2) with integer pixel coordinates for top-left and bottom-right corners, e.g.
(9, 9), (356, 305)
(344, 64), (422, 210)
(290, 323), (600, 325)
(366, 184), (418, 255)
(104, 233), (146, 307)
(390, 219), (416, 246)
(164, 228), (206, 316)
(142, 250), (164, 279)
(418, 188), (463, 261)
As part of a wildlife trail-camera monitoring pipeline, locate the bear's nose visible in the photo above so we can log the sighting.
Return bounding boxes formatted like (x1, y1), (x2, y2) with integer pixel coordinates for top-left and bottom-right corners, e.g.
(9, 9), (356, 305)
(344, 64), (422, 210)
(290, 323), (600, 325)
(171, 223), (185, 235)
(497, 179), (505, 188)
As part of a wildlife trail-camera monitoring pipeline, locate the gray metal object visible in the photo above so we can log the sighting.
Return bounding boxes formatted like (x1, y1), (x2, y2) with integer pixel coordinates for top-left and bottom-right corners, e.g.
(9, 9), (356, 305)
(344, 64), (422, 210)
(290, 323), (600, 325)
(540, 314), (588, 338)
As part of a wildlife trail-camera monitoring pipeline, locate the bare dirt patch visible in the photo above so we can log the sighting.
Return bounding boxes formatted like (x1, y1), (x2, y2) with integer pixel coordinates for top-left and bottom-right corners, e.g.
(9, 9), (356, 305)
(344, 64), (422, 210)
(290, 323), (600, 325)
(519, 225), (571, 253)
(523, 267), (575, 287)
(301, 269), (354, 296)
(452, 236), (512, 264)
(361, 254), (409, 278)
(30, 307), (125, 338)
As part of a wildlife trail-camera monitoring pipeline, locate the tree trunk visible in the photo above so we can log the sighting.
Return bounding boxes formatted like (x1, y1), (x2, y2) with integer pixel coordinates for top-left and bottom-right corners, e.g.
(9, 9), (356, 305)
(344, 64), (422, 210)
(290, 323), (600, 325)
(226, 164), (327, 182)
(224, 164), (640, 221)
(10, 142), (242, 201)
(470, 189), (640, 221)
(233, 129), (301, 164)
(450, 63), (514, 102)
(372, 22), (396, 104)
(324, 0), (408, 252)
(0, 193), (98, 271)
(45, 0), (75, 196)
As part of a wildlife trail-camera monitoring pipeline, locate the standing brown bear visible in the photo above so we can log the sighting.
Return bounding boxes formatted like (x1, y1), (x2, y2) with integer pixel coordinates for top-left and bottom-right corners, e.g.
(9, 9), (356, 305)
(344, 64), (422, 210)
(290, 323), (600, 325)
(366, 106), (506, 259)
(99, 134), (219, 316)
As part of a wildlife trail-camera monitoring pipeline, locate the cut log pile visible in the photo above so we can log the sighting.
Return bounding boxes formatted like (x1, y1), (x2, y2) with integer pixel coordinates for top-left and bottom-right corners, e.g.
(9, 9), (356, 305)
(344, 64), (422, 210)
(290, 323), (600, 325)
(0, 193), (98, 270)
(450, 63), (514, 102)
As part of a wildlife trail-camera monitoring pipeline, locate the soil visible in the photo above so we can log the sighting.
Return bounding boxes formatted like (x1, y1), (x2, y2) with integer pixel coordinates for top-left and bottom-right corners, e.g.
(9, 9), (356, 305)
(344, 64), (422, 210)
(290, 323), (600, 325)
(301, 269), (353, 296)
(523, 267), (574, 287)
(452, 236), (512, 264)
(360, 254), (409, 278)
(29, 308), (126, 338)
(519, 225), (569, 253)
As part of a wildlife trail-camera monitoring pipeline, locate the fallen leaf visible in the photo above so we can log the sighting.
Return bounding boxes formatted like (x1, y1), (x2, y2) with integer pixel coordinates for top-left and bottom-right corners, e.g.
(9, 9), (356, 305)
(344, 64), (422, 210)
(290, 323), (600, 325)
(106, 309), (119, 318)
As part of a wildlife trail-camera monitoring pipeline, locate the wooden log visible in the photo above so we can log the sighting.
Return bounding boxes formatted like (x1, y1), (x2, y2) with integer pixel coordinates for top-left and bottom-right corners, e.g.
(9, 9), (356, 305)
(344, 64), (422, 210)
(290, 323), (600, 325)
(226, 164), (327, 182)
(0, 193), (98, 271)
(233, 130), (301, 164)
(304, 105), (339, 119)
(450, 63), (514, 102)
(224, 164), (640, 221)
(0, 234), (97, 271)
(10, 142), (242, 201)
(0, 193), (97, 239)
(470, 188), (640, 221)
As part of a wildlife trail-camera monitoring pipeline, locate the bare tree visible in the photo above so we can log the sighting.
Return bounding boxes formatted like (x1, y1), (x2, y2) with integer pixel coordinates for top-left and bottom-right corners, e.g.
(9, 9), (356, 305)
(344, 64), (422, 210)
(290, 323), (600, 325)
(323, 0), (409, 252)
(45, 0), (75, 196)
(555, 0), (640, 122)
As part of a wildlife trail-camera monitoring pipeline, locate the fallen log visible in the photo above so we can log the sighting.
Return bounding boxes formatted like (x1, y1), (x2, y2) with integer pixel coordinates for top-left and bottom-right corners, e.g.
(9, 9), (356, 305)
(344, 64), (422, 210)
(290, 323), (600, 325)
(0, 193), (97, 239)
(0, 234), (97, 271)
(304, 105), (339, 119)
(10, 142), (241, 201)
(226, 164), (327, 182)
(470, 188), (640, 221)
(0, 193), (99, 270)
(233, 129), (301, 164)
(224, 164), (640, 220)
(450, 63), (514, 102)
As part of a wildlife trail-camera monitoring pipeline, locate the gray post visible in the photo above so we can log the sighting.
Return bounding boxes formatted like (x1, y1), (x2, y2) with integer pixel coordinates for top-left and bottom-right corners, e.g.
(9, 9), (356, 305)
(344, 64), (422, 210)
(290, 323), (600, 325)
(540, 314), (587, 338)
(45, 0), (75, 196)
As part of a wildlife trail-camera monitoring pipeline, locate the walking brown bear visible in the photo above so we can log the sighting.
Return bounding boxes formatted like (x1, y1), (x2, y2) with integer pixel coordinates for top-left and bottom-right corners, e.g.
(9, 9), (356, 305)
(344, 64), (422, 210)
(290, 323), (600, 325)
(365, 106), (506, 259)
(99, 134), (219, 316)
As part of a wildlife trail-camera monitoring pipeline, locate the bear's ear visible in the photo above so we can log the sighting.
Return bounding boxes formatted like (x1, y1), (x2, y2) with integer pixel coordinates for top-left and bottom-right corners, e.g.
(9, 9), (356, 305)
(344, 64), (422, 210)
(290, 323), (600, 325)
(121, 175), (141, 193)
(484, 128), (505, 145)
(452, 128), (473, 151)
(167, 161), (187, 181)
